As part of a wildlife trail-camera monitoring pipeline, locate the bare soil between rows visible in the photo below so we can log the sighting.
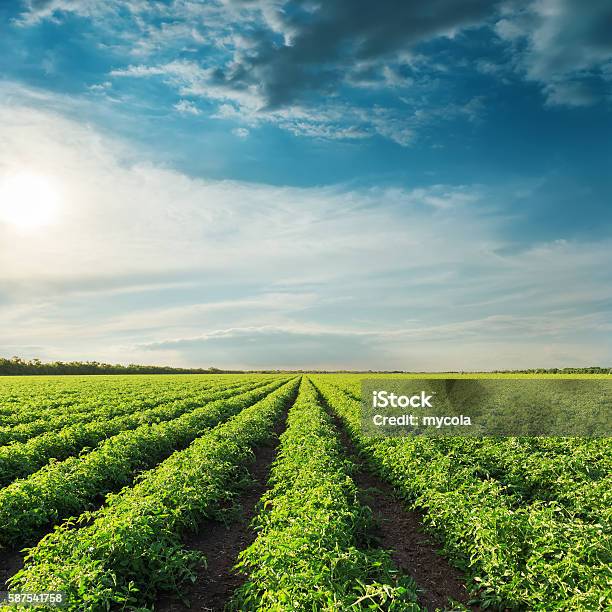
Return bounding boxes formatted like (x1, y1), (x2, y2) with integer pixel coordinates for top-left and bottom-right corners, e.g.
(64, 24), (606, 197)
(322, 403), (477, 611)
(155, 416), (286, 612)
(0, 550), (23, 591)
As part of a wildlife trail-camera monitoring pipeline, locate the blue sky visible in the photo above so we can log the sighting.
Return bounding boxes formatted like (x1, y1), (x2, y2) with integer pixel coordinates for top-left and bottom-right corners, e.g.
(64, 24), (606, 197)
(0, 0), (611, 369)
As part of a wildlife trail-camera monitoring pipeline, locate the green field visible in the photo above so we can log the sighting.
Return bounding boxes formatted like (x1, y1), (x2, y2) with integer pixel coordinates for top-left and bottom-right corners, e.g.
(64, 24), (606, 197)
(0, 374), (609, 611)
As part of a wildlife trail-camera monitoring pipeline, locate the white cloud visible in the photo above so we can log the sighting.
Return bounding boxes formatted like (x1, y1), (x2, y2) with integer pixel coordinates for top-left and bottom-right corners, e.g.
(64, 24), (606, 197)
(110, 60), (482, 146)
(16, 0), (116, 26)
(173, 99), (200, 115)
(111, 60), (263, 111)
(7, 2), (511, 145)
(89, 81), (112, 92)
(232, 127), (249, 138)
(0, 102), (610, 369)
(494, 17), (524, 41)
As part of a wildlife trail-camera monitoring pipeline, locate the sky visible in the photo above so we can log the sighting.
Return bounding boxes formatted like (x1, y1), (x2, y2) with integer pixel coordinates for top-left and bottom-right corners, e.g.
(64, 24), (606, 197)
(0, 0), (611, 370)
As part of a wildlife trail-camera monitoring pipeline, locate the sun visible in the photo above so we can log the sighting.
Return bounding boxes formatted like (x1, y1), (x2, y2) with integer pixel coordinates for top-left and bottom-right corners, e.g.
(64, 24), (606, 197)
(0, 171), (61, 230)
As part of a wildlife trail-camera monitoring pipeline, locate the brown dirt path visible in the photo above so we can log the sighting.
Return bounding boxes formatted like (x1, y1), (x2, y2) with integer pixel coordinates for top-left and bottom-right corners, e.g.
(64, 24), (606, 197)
(317, 392), (476, 611)
(348, 453), (476, 611)
(0, 549), (23, 591)
(155, 418), (286, 612)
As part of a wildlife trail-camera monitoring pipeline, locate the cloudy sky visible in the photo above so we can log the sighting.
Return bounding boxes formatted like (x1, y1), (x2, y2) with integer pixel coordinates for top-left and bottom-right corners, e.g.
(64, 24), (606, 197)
(0, 0), (611, 370)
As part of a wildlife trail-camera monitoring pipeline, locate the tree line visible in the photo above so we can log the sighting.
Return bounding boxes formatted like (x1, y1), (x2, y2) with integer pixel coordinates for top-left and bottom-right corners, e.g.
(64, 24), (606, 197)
(1, 357), (610, 376)
(0, 357), (243, 376)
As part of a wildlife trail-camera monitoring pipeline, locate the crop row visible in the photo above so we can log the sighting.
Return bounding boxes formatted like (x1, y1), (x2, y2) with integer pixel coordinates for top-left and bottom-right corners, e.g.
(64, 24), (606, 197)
(0, 377), (290, 548)
(0, 377), (270, 486)
(0, 375), (263, 423)
(0, 378), (251, 444)
(312, 377), (611, 610)
(417, 437), (611, 522)
(0, 378), (126, 414)
(325, 378), (610, 518)
(10, 377), (300, 611)
(0, 376), (211, 420)
(231, 378), (419, 611)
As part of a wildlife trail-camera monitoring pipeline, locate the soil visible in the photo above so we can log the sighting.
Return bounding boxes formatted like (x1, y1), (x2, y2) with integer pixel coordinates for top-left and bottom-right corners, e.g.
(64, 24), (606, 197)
(155, 418), (286, 612)
(328, 411), (477, 612)
(0, 549), (23, 591)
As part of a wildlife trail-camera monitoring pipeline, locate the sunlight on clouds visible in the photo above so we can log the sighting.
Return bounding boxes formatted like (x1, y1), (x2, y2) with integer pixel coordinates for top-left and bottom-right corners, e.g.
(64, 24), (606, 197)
(0, 170), (62, 231)
(0, 103), (610, 369)
(0, 103), (494, 282)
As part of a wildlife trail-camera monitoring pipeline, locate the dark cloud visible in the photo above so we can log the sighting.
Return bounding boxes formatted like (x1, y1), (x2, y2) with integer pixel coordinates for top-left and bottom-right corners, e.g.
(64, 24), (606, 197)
(220, 0), (503, 107)
(218, 0), (612, 109)
(528, 0), (612, 78)
(496, 0), (612, 106)
(17, 0), (612, 113)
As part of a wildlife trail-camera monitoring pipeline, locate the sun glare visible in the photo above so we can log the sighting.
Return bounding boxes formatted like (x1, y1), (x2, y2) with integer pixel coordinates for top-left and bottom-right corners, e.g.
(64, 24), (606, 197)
(0, 171), (61, 230)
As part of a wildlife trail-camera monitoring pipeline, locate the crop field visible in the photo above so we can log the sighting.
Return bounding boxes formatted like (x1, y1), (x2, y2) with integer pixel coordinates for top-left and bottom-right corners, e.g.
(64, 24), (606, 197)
(0, 374), (610, 611)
